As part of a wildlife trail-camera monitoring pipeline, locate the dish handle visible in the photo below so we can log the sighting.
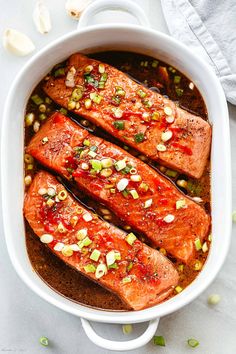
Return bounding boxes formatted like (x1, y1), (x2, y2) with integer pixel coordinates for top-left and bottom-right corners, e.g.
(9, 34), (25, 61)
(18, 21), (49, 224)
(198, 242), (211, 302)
(80, 317), (160, 351)
(77, 0), (150, 29)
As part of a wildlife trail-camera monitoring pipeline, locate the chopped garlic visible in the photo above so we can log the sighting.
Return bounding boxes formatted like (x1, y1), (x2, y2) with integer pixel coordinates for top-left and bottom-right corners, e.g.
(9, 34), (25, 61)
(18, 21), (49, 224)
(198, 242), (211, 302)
(65, 66), (76, 88)
(117, 178), (129, 192)
(3, 28), (35, 56)
(54, 242), (64, 251)
(163, 214), (175, 223)
(144, 199), (152, 208)
(40, 234), (53, 244)
(33, 0), (52, 34)
(157, 144), (166, 152)
(83, 212), (92, 222)
(161, 130), (173, 142)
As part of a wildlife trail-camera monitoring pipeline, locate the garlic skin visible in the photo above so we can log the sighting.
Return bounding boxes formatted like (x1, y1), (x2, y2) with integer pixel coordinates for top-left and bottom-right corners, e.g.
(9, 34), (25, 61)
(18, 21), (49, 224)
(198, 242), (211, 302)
(65, 0), (93, 20)
(33, 0), (52, 34)
(3, 29), (35, 56)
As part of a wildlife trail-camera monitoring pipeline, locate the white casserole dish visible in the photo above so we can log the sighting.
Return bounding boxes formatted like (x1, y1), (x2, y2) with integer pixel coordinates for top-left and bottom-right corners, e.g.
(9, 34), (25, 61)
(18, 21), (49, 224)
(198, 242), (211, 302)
(1, 0), (232, 351)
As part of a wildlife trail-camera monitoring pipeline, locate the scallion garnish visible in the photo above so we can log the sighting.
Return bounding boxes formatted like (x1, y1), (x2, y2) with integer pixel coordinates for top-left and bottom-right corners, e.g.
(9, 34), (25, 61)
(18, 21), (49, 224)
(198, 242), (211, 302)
(84, 264), (96, 273)
(187, 338), (199, 348)
(54, 67), (65, 77)
(194, 238), (202, 251)
(153, 335), (165, 346)
(134, 133), (145, 143)
(122, 324), (133, 335)
(39, 336), (49, 346)
(174, 75), (181, 84)
(113, 120), (125, 130)
(175, 88), (184, 96)
(125, 232), (137, 246)
(31, 94), (43, 105)
(111, 96), (121, 105)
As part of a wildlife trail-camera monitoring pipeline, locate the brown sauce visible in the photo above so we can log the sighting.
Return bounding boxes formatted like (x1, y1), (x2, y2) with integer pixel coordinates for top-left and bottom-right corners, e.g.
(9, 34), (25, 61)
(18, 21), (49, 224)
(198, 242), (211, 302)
(24, 51), (211, 311)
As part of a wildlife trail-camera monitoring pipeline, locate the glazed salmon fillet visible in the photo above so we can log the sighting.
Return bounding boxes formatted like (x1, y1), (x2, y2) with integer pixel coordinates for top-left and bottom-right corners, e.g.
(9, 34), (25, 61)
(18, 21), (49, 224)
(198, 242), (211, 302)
(24, 171), (179, 310)
(43, 53), (211, 178)
(26, 113), (210, 263)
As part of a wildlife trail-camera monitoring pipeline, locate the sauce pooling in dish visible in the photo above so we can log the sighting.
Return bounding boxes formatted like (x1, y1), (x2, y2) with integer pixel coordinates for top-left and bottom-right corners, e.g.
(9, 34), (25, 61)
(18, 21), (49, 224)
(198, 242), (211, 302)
(24, 51), (211, 311)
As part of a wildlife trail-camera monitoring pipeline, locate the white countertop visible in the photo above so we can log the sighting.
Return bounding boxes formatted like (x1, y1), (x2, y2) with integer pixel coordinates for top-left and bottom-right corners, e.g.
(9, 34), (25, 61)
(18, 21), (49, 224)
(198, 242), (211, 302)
(0, 1), (235, 353)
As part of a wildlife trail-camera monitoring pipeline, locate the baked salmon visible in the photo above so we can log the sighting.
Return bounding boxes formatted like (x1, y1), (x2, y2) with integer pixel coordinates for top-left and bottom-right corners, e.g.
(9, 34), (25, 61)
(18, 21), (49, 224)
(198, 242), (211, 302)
(24, 171), (179, 310)
(43, 53), (211, 178)
(26, 113), (210, 263)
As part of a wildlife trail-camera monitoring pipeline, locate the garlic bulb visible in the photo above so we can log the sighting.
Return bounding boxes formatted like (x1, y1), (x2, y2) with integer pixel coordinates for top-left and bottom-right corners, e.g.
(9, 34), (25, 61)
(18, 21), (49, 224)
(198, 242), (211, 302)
(65, 0), (93, 20)
(33, 0), (52, 34)
(3, 28), (35, 56)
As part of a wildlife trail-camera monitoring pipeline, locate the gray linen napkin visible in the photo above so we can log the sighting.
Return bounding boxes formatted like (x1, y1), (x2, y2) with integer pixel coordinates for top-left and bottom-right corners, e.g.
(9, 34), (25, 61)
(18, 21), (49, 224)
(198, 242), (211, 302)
(161, 0), (236, 105)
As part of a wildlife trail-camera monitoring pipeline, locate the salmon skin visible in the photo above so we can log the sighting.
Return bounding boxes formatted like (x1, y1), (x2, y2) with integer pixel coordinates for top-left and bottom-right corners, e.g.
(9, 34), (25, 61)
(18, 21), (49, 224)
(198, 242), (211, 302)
(24, 171), (179, 310)
(27, 113), (210, 263)
(43, 53), (211, 178)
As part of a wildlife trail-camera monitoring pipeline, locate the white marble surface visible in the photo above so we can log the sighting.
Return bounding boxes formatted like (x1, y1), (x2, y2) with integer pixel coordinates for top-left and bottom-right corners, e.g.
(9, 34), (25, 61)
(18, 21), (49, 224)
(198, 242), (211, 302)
(0, 1), (235, 353)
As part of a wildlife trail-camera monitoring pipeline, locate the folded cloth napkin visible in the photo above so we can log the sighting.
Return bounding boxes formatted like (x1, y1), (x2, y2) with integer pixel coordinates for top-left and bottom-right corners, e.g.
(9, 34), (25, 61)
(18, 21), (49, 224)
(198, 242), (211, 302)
(161, 0), (236, 105)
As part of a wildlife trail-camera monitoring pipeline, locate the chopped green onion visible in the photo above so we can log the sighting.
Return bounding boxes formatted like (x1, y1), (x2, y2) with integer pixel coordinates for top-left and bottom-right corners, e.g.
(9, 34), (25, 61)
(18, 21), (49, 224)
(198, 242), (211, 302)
(100, 72), (108, 82)
(177, 179), (188, 189)
(85, 65), (93, 73)
(194, 238), (202, 251)
(176, 88), (184, 97)
(116, 86), (126, 97)
(95, 263), (107, 279)
(25, 112), (35, 126)
(153, 335), (165, 347)
(165, 169), (178, 178)
(193, 260), (203, 271)
(84, 264), (96, 273)
(122, 324), (133, 335)
(174, 75), (181, 84)
(152, 60), (159, 68)
(130, 189), (139, 199)
(31, 94), (43, 105)
(208, 294), (221, 305)
(121, 165), (132, 175)
(122, 276), (132, 284)
(113, 120), (125, 130)
(90, 92), (103, 104)
(39, 336), (49, 347)
(45, 97), (52, 104)
(137, 89), (147, 98)
(101, 158), (113, 168)
(60, 108), (68, 115)
(134, 133), (145, 143)
(90, 159), (102, 172)
(127, 262), (133, 272)
(115, 251), (121, 260)
(176, 199), (186, 210)
(78, 236), (92, 249)
(178, 264), (184, 272)
(125, 232), (137, 246)
(122, 189), (129, 197)
(111, 96), (121, 105)
(83, 139), (90, 147)
(39, 104), (47, 113)
(115, 159), (127, 171)
(39, 113), (47, 121)
(54, 68), (65, 77)
(98, 63), (105, 73)
(144, 199), (152, 209)
(175, 286), (183, 293)
(72, 87), (83, 101)
(152, 111), (160, 121)
(143, 99), (153, 108)
(90, 249), (101, 262)
(108, 263), (118, 269)
(187, 338), (199, 348)
(68, 100), (76, 110)
(139, 182), (149, 192)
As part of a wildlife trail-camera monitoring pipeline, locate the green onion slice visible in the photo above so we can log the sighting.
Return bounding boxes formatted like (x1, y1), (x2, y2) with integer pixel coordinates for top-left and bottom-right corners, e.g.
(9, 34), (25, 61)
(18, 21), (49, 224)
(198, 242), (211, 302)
(187, 338), (199, 348)
(39, 336), (49, 346)
(153, 335), (166, 346)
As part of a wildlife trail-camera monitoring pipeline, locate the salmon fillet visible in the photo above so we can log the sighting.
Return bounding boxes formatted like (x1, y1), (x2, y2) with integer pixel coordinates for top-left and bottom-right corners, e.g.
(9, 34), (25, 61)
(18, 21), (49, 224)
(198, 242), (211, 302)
(43, 53), (211, 178)
(24, 171), (179, 310)
(26, 113), (210, 263)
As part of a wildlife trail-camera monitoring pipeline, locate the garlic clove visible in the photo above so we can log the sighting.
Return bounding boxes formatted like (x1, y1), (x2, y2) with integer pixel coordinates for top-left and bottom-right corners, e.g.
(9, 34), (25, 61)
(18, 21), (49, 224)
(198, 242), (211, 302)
(65, 0), (93, 20)
(33, 0), (52, 34)
(3, 28), (35, 56)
